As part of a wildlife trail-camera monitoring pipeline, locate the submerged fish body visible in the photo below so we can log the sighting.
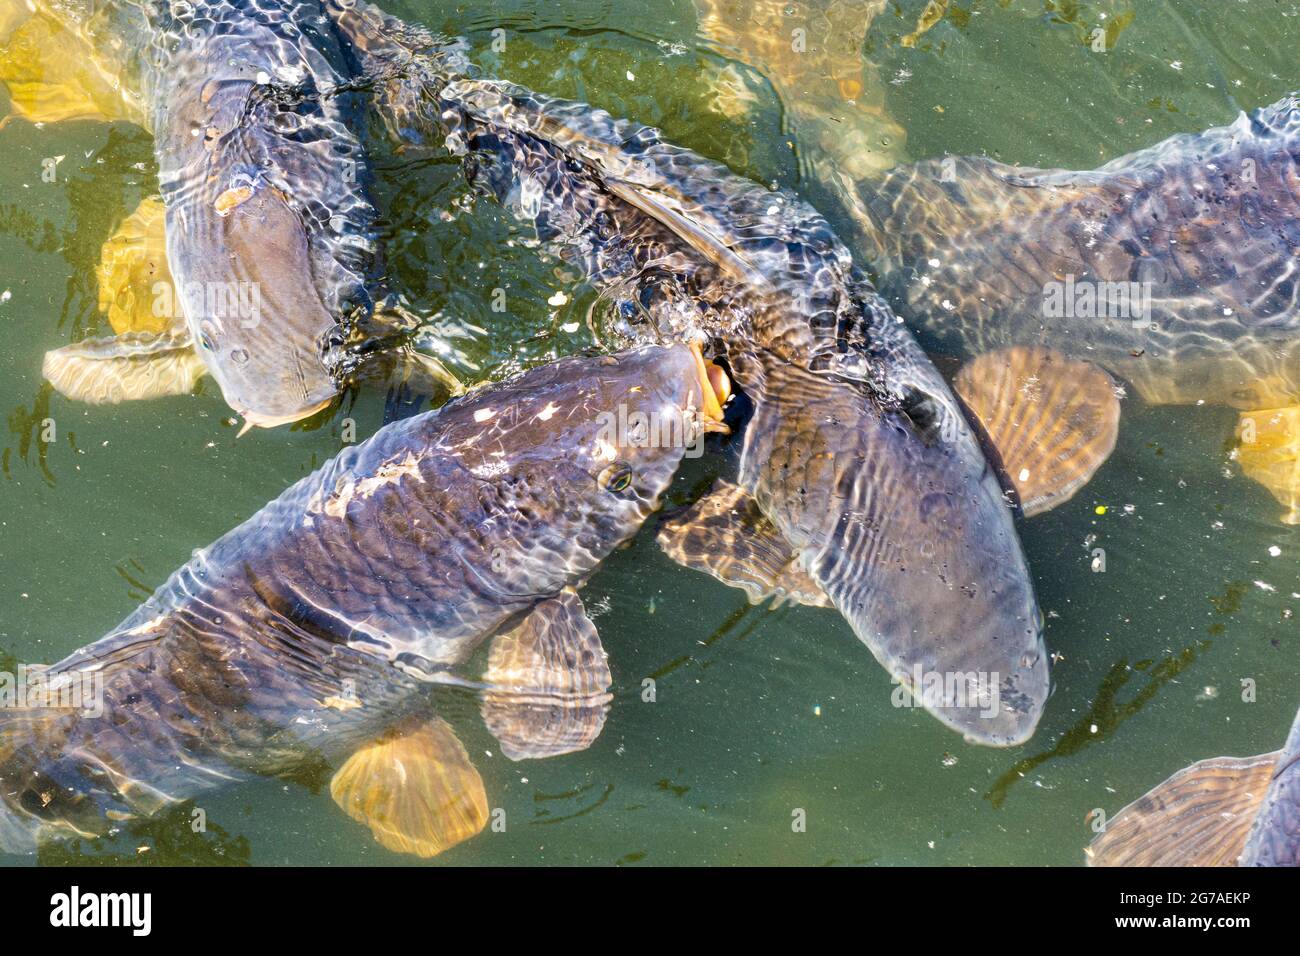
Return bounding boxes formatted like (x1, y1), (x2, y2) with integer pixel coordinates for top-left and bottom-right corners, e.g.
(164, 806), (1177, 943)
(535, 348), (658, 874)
(331, 8), (1047, 744)
(20, 0), (413, 425)
(147, 0), (380, 424)
(1088, 705), (1300, 867)
(0, 344), (718, 854)
(691, 0), (905, 180)
(848, 94), (1300, 411)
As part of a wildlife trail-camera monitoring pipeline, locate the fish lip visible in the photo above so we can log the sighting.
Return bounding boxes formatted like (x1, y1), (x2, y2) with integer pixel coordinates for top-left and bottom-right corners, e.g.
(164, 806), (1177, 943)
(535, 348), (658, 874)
(956, 704), (1044, 748)
(687, 341), (730, 433)
(941, 644), (1050, 747)
(919, 682), (1046, 748)
(236, 396), (334, 434)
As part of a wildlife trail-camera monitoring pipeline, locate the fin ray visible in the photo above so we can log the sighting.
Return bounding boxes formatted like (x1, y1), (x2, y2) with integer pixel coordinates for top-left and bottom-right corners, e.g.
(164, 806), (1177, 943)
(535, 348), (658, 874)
(480, 590), (612, 761)
(43, 330), (207, 405)
(1237, 407), (1300, 524)
(330, 717), (488, 858)
(954, 347), (1119, 516)
(1087, 752), (1281, 867)
(657, 480), (831, 608)
(97, 198), (178, 336)
(0, 15), (143, 125)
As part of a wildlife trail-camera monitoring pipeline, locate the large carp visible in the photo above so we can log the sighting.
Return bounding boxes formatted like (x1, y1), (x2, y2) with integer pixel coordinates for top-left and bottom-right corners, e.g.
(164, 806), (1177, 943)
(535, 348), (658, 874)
(0, 343), (728, 857)
(320, 2), (1129, 745)
(0, 0), (459, 427)
(839, 94), (1300, 520)
(1087, 705), (1300, 867)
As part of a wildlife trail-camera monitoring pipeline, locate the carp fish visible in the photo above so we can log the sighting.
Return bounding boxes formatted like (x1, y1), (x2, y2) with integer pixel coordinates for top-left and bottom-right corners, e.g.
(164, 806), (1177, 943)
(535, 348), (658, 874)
(0, 343), (728, 857)
(1087, 705), (1300, 867)
(322, 1), (1130, 745)
(0, 0), (460, 428)
(840, 94), (1300, 521)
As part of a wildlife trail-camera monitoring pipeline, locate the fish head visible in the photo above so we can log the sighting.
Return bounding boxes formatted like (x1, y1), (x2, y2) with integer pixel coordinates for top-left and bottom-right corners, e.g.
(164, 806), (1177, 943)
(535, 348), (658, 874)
(859, 397), (1049, 747)
(170, 176), (345, 429)
(159, 55), (379, 430)
(746, 357), (1048, 747)
(460, 343), (729, 592)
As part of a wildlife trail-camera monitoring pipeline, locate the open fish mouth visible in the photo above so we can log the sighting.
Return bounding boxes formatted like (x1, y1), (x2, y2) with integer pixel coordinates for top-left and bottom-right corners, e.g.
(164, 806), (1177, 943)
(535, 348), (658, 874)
(689, 341), (731, 432)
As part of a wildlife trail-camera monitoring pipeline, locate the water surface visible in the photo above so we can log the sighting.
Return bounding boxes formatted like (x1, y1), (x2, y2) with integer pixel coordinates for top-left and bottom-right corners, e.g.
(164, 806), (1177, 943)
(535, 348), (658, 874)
(1, 0), (1298, 865)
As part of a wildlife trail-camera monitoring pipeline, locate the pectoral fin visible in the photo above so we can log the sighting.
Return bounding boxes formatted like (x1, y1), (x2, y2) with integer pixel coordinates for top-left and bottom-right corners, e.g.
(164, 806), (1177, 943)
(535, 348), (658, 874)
(97, 198), (174, 336)
(953, 347), (1120, 517)
(330, 717), (488, 859)
(0, 14), (143, 126)
(480, 590), (612, 761)
(1086, 751), (1281, 867)
(657, 480), (831, 608)
(42, 330), (207, 404)
(1236, 407), (1300, 524)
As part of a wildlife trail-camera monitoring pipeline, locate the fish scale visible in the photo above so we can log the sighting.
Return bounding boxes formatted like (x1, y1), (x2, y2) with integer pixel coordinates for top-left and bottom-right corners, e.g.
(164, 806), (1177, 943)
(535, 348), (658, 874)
(854, 95), (1300, 410)
(0, 345), (710, 853)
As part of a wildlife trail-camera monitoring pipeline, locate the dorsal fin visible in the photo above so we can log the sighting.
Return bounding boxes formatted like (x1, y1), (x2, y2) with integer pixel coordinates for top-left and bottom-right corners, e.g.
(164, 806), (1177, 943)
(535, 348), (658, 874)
(440, 78), (832, 291)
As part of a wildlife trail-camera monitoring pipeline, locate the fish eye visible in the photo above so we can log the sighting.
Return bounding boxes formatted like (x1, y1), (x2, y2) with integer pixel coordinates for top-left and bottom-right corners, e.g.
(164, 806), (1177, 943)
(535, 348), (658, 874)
(198, 322), (217, 351)
(598, 462), (634, 494)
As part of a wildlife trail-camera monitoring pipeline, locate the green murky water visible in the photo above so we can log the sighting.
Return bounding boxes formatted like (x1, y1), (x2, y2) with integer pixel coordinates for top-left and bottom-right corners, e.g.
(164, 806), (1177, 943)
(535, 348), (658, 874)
(2, 0), (1299, 865)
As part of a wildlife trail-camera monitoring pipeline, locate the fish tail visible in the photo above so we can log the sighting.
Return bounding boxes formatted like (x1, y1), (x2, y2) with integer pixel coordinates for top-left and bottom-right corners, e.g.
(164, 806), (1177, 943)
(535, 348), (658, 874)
(0, 622), (233, 853)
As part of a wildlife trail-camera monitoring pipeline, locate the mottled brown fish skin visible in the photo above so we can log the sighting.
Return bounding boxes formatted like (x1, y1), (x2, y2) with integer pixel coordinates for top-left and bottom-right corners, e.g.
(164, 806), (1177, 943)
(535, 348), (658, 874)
(850, 95), (1300, 409)
(0, 345), (708, 852)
